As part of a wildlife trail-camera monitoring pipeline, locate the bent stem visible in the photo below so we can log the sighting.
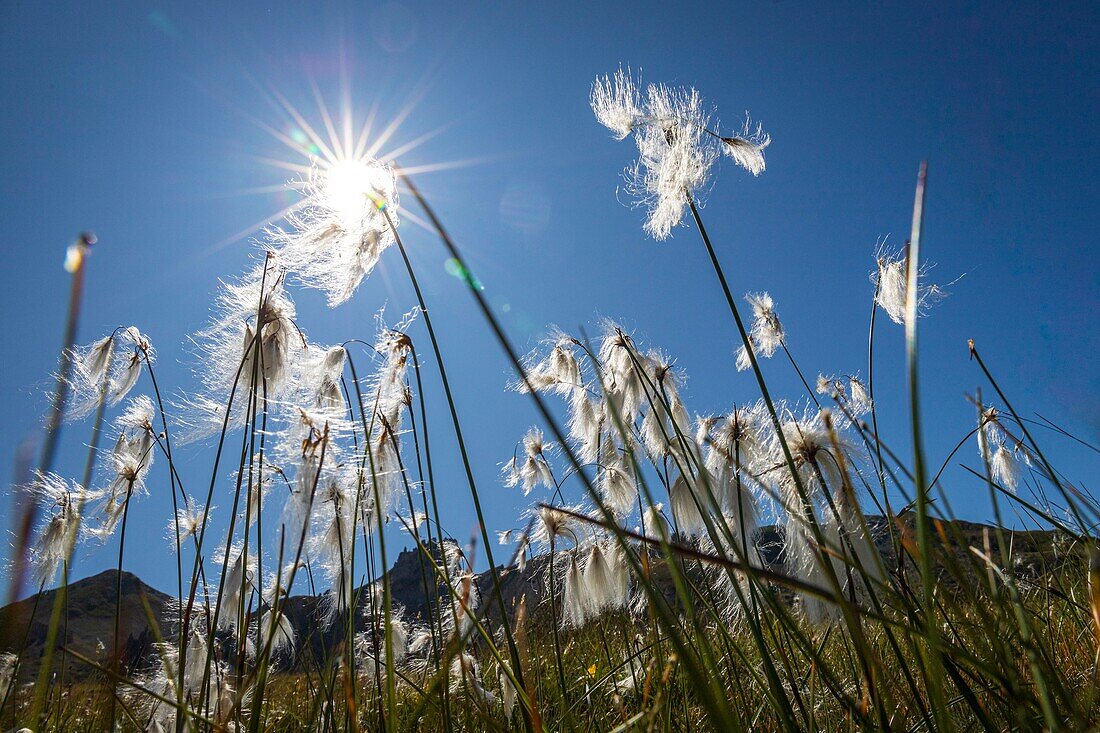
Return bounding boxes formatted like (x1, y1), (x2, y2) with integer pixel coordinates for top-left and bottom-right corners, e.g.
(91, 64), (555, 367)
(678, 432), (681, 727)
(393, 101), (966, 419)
(397, 170), (743, 731)
(28, 233), (93, 729)
(378, 204), (533, 731)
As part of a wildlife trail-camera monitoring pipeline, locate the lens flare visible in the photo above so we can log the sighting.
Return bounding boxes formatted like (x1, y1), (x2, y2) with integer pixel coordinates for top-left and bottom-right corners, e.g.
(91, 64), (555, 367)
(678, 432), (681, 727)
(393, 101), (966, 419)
(444, 257), (483, 290)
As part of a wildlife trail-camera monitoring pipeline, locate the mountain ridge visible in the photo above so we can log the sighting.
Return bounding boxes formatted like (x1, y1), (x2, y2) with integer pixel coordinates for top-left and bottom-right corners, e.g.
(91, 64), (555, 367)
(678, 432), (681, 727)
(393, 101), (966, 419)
(0, 515), (1063, 683)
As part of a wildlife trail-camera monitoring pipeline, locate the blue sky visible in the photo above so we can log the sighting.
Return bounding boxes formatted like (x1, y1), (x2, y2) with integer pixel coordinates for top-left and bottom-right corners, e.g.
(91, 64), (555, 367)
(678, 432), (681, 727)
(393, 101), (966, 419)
(0, 1), (1097, 594)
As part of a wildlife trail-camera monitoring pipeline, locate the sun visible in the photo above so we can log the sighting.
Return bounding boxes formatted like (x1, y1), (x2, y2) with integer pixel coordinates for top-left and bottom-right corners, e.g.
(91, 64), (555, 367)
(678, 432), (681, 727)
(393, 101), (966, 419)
(321, 158), (395, 224)
(204, 80), (429, 253)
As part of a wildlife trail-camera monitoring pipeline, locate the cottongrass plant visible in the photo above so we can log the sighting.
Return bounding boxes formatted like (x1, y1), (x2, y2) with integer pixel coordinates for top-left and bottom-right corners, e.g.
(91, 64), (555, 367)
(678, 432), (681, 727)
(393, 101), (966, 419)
(2, 69), (1099, 733)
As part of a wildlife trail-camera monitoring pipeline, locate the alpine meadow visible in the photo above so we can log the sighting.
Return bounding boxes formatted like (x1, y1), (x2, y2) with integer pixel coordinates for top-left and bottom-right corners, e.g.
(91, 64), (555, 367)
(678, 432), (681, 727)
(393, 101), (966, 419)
(1, 4), (1098, 732)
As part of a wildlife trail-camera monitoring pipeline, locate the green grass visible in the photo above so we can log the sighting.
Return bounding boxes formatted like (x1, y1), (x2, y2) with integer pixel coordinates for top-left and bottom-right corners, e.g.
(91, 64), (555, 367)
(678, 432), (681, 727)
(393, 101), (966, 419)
(3, 152), (1098, 733)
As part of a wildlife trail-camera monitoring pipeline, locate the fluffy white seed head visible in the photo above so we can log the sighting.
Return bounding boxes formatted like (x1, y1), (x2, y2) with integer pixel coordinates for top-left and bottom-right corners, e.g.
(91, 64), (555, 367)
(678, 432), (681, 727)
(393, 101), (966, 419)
(28, 472), (93, 584)
(640, 350), (691, 457)
(186, 260), (302, 443)
(701, 403), (768, 499)
(518, 428), (555, 492)
(88, 415), (157, 541)
(746, 292), (785, 357)
(499, 661), (518, 718)
(568, 389), (602, 463)
(583, 540), (630, 613)
(991, 442), (1021, 492)
(669, 474), (705, 536)
(735, 342), (755, 372)
(591, 67), (644, 140)
(63, 328), (152, 421)
(872, 248), (947, 325)
(166, 496), (209, 547)
(214, 543), (256, 630)
(627, 83), (719, 239)
(847, 376), (872, 416)
(270, 158), (399, 307)
(721, 116), (771, 176)
(117, 394), (157, 433)
(561, 552), (591, 629)
(816, 374), (837, 396)
(449, 652), (498, 706)
(592, 69), (768, 240)
(776, 408), (852, 493)
(0, 652), (15, 699)
(599, 324), (643, 424)
(640, 503), (670, 542)
(300, 344), (347, 414)
(599, 447), (638, 519)
(531, 504), (581, 550)
(259, 610), (296, 657)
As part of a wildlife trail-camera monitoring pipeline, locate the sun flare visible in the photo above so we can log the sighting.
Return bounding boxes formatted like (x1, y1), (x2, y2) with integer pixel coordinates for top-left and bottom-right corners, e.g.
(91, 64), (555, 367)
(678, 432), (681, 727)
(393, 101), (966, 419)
(321, 157), (395, 223)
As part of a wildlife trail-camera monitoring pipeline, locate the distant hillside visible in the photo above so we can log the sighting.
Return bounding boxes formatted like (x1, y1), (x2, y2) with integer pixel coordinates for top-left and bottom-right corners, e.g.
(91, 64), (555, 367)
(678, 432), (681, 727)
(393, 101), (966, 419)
(0, 516), (1066, 683)
(0, 569), (173, 683)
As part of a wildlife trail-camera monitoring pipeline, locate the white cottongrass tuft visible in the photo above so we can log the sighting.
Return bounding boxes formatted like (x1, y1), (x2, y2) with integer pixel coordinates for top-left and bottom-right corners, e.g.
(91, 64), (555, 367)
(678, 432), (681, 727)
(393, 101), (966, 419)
(499, 661), (518, 719)
(213, 543), (256, 631)
(720, 115), (771, 176)
(108, 327), (153, 405)
(568, 390), (603, 463)
(166, 496), (209, 547)
(698, 402), (768, 514)
(591, 66), (644, 140)
(28, 472), (97, 585)
(269, 157), (399, 307)
(591, 68), (768, 240)
(816, 374), (837, 397)
(561, 551), (591, 629)
(64, 327), (153, 421)
(847, 376), (872, 416)
(735, 342), (755, 372)
(613, 645), (649, 694)
(257, 609), (296, 658)
(131, 622), (245, 731)
(353, 608), (410, 679)
(312, 472), (357, 620)
(639, 349), (691, 458)
(301, 344), (348, 413)
(583, 540), (630, 613)
(745, 292), (785, 358)
(821, 476), (886, 610)
(0, 652), (15, 701)
(116, 394), (156, 432)
(640, 503), (670, 542)
(772, 408), (859, 624)
(598, 323), (643, 424)
(872, 247), (947, 325)
(441, 570), (481, 643)
(735, 291), (785, 372)
(184, 259), (303, 441)
(980, 406), (1007, 453)
(519, 331), (583, 396)
(627, 83), (718, 239)
(502, 427), (555, 494)
(88, 399), (157, 540)
(977, 406), (1020, 492)
(991, 442), (1021, 492)
(669, 473), (705, 536)
(449, 652), (498, 706)
(598, 443), (638, 518)
(531, 504), (582, 550)
(817, 374), (872, 418)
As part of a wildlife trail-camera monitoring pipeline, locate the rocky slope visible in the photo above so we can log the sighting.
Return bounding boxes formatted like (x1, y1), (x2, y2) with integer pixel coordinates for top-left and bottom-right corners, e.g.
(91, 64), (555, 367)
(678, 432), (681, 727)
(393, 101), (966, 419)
(0, 515), (1066, 682)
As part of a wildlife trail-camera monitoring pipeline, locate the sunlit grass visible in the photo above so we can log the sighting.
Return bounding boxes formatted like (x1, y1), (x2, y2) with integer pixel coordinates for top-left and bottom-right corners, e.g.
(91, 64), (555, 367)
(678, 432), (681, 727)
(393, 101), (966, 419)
(2, 70), (1098, 733)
